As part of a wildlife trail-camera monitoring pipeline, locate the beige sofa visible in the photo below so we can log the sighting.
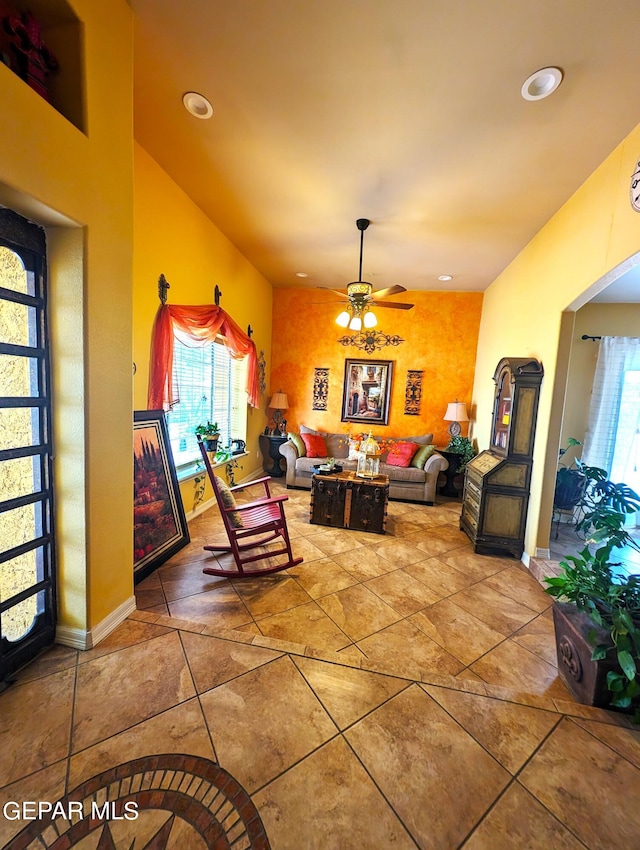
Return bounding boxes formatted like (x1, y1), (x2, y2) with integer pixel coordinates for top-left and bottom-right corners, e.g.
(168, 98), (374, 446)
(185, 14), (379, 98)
(279, 426), (448, 505)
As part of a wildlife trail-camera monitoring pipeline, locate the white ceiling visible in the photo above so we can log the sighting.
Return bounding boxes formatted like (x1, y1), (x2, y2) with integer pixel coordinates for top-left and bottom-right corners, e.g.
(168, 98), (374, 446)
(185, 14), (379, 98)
(129, 0), (640, 299)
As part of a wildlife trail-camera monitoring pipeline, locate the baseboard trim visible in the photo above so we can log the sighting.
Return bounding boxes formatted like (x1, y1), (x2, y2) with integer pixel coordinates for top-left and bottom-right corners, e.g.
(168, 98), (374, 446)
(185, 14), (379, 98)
(521, 551), (530, 569)
(186, 496), (217, 521)
(56, 595), (137, 650)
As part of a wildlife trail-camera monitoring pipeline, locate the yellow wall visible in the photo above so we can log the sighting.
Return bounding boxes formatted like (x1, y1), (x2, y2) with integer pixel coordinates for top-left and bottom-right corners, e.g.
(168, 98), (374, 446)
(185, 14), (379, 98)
(271, 289), (483, 446)
(0, 0), (134, 632)
(133, 144), (274, 507)
(560, 303), (640, 459)
(472, 122), (640, 557)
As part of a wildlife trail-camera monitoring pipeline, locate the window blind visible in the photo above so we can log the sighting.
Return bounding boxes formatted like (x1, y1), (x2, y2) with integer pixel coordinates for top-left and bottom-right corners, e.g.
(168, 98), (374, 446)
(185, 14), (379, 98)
(165, 337), (248, 467)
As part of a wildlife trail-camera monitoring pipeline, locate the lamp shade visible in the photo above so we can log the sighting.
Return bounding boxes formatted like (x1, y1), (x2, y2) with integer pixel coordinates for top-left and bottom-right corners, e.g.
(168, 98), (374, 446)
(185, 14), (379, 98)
(444, 402), (469, 422)
(269, 391), (289, 410)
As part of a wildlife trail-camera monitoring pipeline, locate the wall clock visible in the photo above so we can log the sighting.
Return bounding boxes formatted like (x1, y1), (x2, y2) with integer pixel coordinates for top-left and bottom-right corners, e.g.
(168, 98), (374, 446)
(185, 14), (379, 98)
(630, 159), (640, 212)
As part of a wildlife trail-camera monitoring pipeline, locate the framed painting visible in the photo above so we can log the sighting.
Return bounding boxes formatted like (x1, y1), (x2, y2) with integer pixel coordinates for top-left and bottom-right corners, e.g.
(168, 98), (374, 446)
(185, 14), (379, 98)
(341, 359), (394, 426)
(133, 410), (189, 583)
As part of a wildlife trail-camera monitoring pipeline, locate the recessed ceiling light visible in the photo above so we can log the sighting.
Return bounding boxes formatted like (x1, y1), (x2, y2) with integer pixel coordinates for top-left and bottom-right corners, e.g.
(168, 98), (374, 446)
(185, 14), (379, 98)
(295, 272), (308, 278)
(438, 274), (453, 281)
(182, 91), (213, 119)
(521, 67), (563, 101)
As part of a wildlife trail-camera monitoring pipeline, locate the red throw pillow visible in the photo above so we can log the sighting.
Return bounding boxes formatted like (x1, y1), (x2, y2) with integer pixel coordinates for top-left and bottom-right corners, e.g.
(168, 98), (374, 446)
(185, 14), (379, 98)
(301, 432), (328, 458)
(386, 441), (419, 468)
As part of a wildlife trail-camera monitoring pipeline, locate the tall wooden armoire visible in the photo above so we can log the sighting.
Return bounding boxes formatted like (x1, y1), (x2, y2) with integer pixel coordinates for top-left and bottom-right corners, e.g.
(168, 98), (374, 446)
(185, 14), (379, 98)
(460, 357), (544, 558)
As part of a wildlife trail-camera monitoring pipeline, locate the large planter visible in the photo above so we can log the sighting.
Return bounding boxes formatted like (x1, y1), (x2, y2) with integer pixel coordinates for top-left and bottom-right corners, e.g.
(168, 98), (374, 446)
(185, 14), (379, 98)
(554, 469), (586, 511)
(552, 601), (623, 709)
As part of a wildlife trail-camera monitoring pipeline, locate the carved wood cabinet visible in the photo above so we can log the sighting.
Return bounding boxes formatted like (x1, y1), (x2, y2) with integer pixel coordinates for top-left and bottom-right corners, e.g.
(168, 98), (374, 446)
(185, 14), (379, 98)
(460, 357), (544, 558)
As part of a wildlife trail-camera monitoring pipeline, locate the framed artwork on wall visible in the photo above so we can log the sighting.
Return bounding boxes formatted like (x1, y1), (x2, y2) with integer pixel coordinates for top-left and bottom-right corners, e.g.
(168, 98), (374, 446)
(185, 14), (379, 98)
(341, 359), (394, 426)
(133, 410), (189, 583)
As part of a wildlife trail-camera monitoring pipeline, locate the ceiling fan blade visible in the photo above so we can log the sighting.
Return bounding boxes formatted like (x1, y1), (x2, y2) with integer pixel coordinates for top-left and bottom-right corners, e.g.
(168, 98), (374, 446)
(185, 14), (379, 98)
(371, 284), (406, 298)
(371, 300), (414, 310)
(317, 286), (350, 298)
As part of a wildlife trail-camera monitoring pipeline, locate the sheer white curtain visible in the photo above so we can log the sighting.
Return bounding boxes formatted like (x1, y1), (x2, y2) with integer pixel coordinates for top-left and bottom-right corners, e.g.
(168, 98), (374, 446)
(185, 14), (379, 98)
(582, 336), (640, 523)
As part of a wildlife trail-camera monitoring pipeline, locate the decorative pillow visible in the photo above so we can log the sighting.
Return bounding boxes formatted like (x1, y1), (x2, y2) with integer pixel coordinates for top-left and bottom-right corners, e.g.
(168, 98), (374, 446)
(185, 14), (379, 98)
(300, 424), (322, 436)
(411, 443), (437, 469)
(301, 432), (328, 458)
(288, 432), (306, 457)
(215, 476), (243, 528)
(347, 438), (361, 460)
(386, 441), (419, 468)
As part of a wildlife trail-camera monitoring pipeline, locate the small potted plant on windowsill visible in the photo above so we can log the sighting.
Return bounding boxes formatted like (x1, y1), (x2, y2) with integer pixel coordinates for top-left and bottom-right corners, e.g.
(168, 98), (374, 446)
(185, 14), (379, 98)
(194, 421), (220, 452)
(544, 468), (640, 721)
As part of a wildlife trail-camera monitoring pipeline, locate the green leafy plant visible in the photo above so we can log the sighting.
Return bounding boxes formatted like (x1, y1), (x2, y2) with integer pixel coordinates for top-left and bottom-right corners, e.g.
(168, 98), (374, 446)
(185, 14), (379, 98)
(194, 420), (220, 437)
(545, 467), (640, 720)
(444, 435), (477, 472)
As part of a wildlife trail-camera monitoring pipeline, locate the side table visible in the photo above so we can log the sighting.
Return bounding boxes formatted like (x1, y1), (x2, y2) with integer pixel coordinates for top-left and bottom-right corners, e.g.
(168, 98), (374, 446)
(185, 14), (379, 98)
(259, 433), (288, 477)
(438, 449), (463, 498)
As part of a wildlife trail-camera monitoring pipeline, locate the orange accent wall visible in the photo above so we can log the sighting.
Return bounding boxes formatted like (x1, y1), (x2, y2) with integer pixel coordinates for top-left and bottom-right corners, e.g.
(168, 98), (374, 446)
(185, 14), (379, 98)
(271, 289), (483, 446)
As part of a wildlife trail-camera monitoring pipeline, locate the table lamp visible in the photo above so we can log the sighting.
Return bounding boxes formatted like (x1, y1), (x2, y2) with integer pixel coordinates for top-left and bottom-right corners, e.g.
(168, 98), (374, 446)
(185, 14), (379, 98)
(269, 390), (289, 435)
(444, 401), (469, 437)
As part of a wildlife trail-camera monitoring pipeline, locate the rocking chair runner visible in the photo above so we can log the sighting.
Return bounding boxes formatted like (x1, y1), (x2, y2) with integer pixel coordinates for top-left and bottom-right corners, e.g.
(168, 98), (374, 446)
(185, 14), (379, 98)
(197, 436), (303, 577)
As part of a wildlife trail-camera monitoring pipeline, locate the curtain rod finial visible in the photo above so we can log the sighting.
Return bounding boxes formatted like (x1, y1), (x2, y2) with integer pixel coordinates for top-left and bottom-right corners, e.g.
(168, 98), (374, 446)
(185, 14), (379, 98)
(214, 284), (222, 306)
(158, 274), (170, 305)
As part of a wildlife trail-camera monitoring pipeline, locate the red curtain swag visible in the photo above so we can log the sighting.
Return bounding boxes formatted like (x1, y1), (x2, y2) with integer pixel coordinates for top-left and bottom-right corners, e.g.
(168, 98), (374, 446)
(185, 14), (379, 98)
(147, 304), (260, 411)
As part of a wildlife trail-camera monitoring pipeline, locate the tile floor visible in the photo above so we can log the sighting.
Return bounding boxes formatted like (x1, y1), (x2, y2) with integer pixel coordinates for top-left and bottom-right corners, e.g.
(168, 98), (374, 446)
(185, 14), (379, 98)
(2, 482), (640, 849)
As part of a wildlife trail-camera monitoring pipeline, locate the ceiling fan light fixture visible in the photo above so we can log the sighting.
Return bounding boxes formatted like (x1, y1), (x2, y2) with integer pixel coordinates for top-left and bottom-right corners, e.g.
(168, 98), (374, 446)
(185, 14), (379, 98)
(521, 67), (563, 101)
(336, 310), (351, 328)
(349, 315), (362, 331)
(363, 310), (377, 328)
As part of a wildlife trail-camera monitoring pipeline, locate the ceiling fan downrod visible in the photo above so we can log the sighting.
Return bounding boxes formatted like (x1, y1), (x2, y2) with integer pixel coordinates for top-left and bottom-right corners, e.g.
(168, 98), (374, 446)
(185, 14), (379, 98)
(355, 218), (370, 282)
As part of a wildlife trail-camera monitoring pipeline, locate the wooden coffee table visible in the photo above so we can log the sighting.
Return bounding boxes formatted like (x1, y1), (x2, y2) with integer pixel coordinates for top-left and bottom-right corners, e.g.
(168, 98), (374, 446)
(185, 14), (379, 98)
(309, 470), (389, 534)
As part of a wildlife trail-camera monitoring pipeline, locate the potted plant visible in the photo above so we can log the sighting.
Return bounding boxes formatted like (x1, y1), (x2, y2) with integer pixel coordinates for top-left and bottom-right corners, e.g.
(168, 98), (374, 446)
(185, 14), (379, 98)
(194, 420), (220, 452)
(443, 435), (477, 473)
(544, 466), (640, 721)
(554, 437), (587, 511)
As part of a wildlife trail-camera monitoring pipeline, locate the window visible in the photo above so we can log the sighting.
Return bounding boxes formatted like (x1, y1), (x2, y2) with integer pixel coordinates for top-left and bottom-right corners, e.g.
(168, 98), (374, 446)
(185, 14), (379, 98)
(165, 337), (248, 469)
(0, 210), (57, 680)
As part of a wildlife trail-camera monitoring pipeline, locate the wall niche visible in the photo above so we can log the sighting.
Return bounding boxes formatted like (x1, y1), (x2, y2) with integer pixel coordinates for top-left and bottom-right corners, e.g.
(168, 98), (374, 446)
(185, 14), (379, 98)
(0, 0), (84, 132)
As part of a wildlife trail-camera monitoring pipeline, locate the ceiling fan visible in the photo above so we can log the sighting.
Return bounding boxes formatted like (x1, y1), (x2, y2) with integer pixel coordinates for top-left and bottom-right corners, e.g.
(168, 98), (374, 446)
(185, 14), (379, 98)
(323, 218), (414, 331)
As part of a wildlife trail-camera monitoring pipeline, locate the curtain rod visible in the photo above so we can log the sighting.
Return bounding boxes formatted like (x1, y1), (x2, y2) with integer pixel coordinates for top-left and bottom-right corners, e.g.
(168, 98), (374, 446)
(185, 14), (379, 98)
(581, 334), (601, 341)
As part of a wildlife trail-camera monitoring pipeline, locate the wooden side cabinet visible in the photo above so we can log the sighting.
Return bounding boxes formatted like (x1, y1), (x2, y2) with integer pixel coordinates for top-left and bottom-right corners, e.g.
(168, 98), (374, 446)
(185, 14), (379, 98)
(460, 357), (543, 558)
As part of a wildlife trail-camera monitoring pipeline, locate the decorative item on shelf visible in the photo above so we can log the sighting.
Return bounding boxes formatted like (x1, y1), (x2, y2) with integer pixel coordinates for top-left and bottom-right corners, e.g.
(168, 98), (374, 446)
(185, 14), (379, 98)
(356, 431), (382, 479)
(268, 390), (289, 436)
(194, 420), (220, 452)
(337, 330), (405, 353)
(313, 367), (329, 410)
(404, 370), (423, 415)
(1, 9), (58, 101)
(322, 219), (414, 330)
(230, 438), (246, 455)
(443, 400), (469, 437)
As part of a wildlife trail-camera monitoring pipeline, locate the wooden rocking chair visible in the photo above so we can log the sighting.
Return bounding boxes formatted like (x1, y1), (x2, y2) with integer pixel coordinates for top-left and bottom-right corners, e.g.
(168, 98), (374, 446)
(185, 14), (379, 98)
(197, 436), (303, 577)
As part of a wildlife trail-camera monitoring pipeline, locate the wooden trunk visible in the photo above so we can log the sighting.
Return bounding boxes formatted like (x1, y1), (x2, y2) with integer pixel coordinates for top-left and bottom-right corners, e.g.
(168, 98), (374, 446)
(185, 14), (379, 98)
(310, 471), (389, 534)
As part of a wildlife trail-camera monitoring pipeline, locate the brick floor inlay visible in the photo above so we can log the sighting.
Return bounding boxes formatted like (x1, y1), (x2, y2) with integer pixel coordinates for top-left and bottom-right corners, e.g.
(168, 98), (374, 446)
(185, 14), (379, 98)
(5, 754), (270, 850)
